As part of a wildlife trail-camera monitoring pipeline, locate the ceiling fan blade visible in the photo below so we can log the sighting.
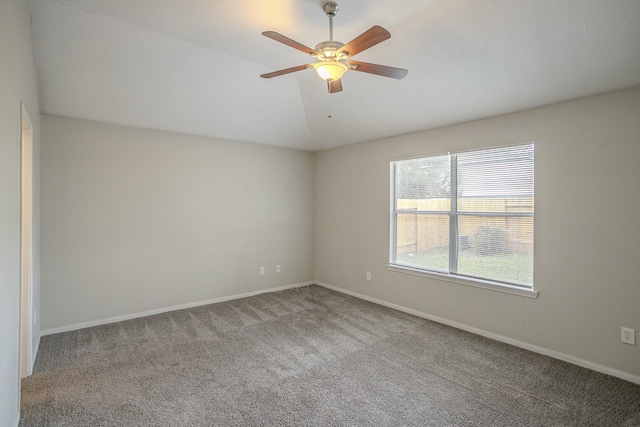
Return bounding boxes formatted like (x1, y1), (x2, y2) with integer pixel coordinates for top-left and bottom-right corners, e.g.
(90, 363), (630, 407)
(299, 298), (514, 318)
(328, 79), (343, 93)
(336, 26), (391, 58)
(262, 31), (318, 55)
(347, 61), (408, 79)
(260, 64), (310, 79)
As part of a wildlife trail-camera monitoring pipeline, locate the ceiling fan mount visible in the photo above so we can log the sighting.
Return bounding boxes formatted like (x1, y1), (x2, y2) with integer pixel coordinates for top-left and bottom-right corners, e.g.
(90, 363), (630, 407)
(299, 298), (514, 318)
(322, 1), (339, 17)
(260, 2), (407, 93)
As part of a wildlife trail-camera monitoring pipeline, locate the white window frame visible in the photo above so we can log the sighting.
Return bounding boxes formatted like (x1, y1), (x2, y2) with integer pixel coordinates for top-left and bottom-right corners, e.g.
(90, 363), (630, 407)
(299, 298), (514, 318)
(388, 144), (538, 298)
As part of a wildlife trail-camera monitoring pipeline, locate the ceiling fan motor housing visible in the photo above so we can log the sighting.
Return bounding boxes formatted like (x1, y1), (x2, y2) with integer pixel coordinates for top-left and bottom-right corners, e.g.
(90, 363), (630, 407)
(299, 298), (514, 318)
(314, 40), (345, 59)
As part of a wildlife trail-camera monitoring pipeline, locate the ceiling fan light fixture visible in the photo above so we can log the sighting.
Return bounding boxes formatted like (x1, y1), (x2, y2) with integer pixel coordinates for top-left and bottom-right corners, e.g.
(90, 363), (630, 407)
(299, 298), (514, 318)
(314, 61), (348, 81)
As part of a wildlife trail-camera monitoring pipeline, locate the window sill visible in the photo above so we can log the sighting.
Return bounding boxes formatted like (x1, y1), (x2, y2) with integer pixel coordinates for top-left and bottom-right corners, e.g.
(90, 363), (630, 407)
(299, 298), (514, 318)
(386, 264), (539, 299)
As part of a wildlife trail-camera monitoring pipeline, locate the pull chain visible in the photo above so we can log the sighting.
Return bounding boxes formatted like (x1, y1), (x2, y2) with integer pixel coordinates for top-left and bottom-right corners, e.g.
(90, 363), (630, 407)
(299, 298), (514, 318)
(328, 91), (332, 119)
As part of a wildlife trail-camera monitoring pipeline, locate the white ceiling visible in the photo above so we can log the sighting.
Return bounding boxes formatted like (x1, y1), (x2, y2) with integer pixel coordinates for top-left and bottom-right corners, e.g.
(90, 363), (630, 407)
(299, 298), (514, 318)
(28, 0), (640, 151)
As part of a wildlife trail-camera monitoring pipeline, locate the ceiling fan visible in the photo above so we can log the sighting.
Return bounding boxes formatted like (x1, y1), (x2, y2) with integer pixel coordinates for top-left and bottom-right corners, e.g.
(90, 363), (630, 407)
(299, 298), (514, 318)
(260, 1), (408, 93)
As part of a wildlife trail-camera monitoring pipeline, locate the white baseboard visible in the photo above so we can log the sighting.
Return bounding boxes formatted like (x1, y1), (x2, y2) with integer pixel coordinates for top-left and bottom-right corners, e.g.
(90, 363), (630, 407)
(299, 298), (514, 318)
(315, 281), (640, 386)
(41, 282), (313, 336)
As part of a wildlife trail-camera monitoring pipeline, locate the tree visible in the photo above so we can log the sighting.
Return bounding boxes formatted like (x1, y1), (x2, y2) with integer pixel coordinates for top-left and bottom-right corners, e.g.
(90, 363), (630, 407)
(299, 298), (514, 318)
(396, 155), (450, 199)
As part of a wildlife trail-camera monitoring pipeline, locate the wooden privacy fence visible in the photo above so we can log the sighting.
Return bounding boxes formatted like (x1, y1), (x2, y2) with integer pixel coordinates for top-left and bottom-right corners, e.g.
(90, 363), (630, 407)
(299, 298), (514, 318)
(396, 198), (533, 254)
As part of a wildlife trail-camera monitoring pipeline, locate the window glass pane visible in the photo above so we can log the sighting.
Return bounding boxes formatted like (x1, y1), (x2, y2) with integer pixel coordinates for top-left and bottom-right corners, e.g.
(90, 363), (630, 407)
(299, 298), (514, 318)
(396, 155), (450, 204)
(456, 215), (533, 286)
(395, 214), (449, 272)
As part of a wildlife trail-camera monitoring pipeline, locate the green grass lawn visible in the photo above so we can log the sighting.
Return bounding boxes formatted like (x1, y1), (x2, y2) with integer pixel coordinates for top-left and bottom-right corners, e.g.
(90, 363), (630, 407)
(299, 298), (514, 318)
(396, 248), (533, 286)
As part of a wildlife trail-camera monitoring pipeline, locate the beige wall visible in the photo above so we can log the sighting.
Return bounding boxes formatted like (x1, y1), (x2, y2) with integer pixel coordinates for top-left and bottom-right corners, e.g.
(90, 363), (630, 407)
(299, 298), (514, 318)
(40, 115), (315, 331)
(315, 87), (640, 381)
(0, 0), (41, 425)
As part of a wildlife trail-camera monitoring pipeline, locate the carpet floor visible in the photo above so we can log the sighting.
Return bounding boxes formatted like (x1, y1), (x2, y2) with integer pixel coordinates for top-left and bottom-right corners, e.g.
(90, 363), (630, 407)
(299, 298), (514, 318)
(20, 285), (640, 426)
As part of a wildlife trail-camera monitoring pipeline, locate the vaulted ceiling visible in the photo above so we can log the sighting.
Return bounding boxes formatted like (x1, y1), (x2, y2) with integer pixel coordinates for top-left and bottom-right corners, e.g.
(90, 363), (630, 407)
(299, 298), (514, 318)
(28, 0), (640, 151)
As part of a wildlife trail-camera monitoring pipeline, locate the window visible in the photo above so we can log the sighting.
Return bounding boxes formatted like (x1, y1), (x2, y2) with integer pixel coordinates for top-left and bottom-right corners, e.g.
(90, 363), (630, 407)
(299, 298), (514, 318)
(390, 144), (534, 290)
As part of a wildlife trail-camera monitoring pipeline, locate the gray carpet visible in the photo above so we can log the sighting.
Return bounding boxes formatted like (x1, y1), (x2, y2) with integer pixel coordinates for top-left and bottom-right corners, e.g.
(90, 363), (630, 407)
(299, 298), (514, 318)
(20, 285), (640, 426)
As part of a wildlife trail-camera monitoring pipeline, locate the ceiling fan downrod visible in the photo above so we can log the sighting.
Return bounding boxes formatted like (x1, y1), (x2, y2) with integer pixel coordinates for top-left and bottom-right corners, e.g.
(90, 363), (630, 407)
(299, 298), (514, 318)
(322, 2), (339, 41)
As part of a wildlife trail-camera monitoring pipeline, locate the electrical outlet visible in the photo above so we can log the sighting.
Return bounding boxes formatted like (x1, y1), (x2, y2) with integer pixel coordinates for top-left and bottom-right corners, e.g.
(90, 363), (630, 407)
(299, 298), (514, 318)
(621, 327), (635, 345)
(366, 271), (371, 281)
(259, 266), (265, 275)
(276, 265), (281, 273)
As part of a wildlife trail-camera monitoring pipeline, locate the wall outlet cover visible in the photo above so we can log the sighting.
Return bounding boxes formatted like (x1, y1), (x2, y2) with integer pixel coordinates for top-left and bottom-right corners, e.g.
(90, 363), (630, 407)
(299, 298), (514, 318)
(621, 327), (635, 345)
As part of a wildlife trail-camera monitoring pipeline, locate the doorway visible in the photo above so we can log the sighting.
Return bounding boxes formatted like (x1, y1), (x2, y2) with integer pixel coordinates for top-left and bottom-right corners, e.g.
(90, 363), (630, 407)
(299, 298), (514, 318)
(20, 103), (34, 378)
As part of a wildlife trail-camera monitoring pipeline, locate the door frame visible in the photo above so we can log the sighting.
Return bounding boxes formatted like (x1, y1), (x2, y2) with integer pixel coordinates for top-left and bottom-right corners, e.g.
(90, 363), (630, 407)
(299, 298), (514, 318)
(20, 102), (34, 379)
